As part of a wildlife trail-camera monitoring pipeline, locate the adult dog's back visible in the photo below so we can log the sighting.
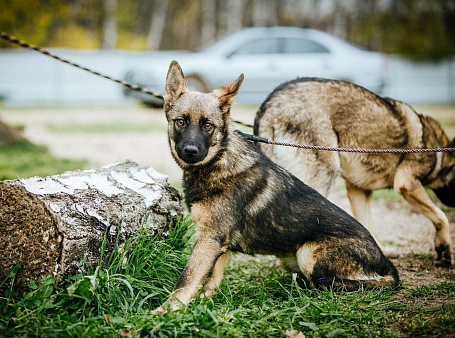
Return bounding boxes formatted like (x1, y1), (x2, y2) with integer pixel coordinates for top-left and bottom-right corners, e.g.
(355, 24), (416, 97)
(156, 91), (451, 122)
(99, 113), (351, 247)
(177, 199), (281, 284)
(254, 78), (455, 266)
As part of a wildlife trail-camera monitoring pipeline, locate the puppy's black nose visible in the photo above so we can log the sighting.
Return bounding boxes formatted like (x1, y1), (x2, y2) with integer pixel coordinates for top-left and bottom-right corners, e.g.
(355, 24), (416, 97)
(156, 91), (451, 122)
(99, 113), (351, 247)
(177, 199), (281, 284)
(183, 145), (199, 156)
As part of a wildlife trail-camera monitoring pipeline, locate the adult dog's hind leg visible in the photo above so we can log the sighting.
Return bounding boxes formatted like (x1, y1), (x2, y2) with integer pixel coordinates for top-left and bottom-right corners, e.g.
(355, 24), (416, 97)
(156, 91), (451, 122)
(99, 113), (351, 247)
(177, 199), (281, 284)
(345, 182), (384, 251)
(394, 170), (453, 266)
(201, 252), (229, 298)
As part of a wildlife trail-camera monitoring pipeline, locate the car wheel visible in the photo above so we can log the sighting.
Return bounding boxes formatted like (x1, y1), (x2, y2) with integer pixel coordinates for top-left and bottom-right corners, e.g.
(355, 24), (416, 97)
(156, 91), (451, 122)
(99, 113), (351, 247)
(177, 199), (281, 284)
(185, 75), (209, 93)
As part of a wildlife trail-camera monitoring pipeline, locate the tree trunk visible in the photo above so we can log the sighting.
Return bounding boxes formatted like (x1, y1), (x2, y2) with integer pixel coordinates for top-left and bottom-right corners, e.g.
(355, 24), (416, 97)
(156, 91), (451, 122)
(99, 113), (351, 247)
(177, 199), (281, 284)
(252, 0), (279, 26)
(0, 162), (184, 290)
(441, 0), (455, 46)
(200, 0), (217, 45)
(331, 0), (348, 39)
(0, 119), (24, 146)
(102, 0), (118, 49)
(147, 0), (170, 51)
(219, 0), (244, 35)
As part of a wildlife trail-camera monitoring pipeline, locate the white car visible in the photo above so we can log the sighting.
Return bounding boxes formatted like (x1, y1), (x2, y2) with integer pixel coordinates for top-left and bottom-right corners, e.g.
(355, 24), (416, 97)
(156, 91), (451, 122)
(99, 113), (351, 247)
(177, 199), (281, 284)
(124, 27), (387, 106)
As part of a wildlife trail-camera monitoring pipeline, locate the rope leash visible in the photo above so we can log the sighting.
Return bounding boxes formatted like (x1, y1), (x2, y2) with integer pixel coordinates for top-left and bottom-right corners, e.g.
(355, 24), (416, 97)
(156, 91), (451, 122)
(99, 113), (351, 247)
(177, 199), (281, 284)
(1, 32), (164, 100)
(0, 32), (253, 128)
(237, 132), (455, 154)
(2, 32), (454, 154)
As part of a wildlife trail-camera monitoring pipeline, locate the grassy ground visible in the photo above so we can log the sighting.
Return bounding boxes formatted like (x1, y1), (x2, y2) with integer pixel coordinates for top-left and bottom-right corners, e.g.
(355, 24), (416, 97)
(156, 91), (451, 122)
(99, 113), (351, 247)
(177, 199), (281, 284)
(45, 121), (167, 134)
(1, 106), (454, 336)
(1, 218), (454, 337)
(0, 141), (87, 180)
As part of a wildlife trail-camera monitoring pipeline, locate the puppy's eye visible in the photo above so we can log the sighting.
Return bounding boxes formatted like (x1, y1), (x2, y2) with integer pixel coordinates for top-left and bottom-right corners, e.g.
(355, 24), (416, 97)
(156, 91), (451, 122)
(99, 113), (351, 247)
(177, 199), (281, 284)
(203, 122), (213, 130)
(175, 119), (185, 127)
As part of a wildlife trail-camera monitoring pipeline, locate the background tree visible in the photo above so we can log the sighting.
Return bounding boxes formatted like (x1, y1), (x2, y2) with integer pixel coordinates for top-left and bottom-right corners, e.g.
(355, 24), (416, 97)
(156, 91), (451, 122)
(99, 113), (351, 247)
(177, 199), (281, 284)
(0, 0), (453, 61)
(200, 0), (217, 45)
(102, 0), (118, 49)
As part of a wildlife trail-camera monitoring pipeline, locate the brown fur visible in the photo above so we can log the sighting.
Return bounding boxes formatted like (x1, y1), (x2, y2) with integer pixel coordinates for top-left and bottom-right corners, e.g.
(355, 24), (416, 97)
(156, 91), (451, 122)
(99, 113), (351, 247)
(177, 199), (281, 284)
(254, 78), (455, 266)
(153, 63), (399, 314)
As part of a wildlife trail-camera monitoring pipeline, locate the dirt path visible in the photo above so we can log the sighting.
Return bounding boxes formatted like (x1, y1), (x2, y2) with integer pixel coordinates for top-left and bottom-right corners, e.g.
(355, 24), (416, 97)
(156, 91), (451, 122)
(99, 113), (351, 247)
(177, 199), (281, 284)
(1, 105), (455, 285)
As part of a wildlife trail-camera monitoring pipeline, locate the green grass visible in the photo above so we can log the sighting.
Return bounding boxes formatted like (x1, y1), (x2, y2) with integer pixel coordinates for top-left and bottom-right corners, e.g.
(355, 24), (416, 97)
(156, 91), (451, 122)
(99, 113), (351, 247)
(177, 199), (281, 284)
(372, 189), (403, 201)
(335, 183), (404, 202)
(2, 217), (454, 337)
(396, 283), (455, 335)
(46, 121), (167, 134)
(0, 217), (193, 337)
(0, 141), (87, 180)
(409, 252), (435, 260)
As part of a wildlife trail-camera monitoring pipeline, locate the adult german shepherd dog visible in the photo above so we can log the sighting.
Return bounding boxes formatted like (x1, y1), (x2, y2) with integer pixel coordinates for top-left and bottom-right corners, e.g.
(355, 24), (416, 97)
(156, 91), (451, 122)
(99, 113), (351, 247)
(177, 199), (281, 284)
(254, 78), (455, 267)
(155, 62), (398, 313)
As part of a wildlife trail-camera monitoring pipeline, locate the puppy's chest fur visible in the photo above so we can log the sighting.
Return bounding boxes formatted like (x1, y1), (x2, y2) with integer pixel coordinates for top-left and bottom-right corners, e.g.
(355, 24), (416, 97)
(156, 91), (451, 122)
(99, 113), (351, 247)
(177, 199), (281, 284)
(185, 173), (250, 252)
(182, 140), (311, 257)
(189, 198), (278, 256)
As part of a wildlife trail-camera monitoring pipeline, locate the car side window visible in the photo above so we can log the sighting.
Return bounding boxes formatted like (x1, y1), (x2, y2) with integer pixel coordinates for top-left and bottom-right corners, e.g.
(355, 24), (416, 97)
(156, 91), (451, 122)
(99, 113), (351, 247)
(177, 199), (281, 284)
(232, 38), (281, 55)
(283, 38), (330, 54)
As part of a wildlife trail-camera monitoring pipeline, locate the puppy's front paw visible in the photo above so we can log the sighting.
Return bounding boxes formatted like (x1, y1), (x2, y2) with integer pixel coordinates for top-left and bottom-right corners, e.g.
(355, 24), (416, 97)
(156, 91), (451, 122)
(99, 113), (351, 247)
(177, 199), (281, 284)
(200, 287), (216, 299)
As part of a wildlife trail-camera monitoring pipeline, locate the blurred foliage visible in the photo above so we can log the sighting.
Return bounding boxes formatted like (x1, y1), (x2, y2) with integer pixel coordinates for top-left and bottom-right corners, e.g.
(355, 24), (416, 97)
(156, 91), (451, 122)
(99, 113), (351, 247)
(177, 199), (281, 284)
(116, 31), (148, 50)
(351, 0), (454, 61)
(0, 0), (68, 47)
(0, 0), (453, 61)
(0, 141), (87, 180)
(51, 24), (101, 49)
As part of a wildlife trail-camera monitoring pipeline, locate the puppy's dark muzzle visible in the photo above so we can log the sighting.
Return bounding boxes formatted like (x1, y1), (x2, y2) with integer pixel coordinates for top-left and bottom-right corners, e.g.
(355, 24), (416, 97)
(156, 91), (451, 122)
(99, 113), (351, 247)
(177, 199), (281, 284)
(177, 144), (207, 164)
(183, 145), (199, 156)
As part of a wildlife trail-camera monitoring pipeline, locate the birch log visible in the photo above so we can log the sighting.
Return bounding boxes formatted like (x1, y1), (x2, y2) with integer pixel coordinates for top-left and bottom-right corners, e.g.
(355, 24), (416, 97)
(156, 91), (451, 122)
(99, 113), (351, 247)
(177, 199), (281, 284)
(0, 162), (184, 288)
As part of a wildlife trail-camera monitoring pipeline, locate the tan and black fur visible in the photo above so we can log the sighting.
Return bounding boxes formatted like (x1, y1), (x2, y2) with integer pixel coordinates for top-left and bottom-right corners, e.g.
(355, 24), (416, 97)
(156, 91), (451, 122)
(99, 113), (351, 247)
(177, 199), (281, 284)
(254, 78), (455, 267)
(155, 62), (399, 313)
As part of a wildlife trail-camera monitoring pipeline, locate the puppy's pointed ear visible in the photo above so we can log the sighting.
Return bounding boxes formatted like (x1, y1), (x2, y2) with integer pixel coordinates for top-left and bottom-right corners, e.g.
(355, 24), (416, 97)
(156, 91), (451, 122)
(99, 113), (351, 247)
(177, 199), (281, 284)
(212, 74), (244, 115)
(164, 61), (188, 110)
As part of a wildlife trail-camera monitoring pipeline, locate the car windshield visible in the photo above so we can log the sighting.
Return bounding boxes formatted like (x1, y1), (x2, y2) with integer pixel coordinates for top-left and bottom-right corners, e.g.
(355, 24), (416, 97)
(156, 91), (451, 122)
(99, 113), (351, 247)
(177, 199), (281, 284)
(233, 38), (281, 54)
(198, 31), (247, 54)
(282, 38), (330, 53)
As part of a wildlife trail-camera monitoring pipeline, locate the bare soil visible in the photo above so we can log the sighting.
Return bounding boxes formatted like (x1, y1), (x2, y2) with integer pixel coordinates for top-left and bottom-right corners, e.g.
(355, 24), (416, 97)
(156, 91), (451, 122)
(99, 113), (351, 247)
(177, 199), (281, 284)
(1, 105), (455, 288)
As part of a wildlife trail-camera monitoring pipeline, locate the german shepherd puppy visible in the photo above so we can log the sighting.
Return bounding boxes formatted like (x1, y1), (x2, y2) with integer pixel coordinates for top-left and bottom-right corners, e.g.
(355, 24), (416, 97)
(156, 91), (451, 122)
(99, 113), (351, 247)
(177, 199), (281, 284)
(155, 62), (398, 313)
(254, 78), (455, 267)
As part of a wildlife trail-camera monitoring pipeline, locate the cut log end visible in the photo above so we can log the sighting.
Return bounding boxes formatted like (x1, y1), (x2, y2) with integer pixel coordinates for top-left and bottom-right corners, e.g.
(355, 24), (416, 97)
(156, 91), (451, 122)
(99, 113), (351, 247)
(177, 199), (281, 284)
(0, 184), (61, 289)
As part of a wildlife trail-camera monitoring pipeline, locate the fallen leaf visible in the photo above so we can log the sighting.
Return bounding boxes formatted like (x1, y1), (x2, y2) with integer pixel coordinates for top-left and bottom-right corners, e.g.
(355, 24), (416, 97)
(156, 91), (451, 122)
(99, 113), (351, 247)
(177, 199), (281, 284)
(105, 314), (113, 324)
(286, 329), (306, 337)
(225, 314), (234, 322)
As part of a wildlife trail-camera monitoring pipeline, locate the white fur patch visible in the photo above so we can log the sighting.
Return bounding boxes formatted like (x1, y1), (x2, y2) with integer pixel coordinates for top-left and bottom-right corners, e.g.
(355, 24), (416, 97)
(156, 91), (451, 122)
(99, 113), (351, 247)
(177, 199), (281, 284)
(296, 244), (317, 279)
